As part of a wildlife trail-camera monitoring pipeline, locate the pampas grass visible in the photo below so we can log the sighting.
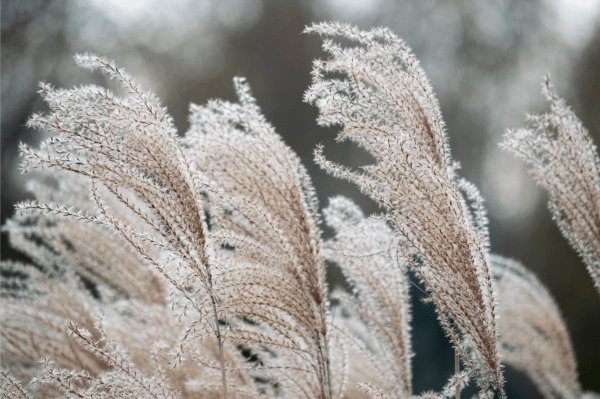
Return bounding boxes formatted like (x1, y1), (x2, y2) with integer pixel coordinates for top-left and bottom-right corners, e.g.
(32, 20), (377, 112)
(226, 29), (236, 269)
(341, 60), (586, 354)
(2, 22), (598, 399)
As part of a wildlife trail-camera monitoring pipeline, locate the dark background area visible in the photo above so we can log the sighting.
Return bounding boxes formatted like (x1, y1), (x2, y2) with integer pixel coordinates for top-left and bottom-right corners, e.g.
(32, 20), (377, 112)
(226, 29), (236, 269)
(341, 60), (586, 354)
(2, 0), (600, 396)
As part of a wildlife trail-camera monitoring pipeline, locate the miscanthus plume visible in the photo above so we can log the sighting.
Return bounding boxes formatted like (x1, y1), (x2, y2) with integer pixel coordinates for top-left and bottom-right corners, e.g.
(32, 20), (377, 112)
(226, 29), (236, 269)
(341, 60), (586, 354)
(501, 76), (600, 295)
(2, 22), (599, 399)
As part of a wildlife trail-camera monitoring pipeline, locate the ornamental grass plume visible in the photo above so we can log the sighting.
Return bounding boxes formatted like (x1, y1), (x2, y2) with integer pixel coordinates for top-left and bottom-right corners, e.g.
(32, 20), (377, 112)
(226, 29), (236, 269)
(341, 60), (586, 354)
(490, 255), (580, 399)
(304, 22), (502, 398)
(184, 76), (333, 399)
(1, 183), (237, 398)
(17, 53), (232, 397)
(2, 20), (600, 399)
(323, 196), (413, 398)
(501, 76), (600, 295)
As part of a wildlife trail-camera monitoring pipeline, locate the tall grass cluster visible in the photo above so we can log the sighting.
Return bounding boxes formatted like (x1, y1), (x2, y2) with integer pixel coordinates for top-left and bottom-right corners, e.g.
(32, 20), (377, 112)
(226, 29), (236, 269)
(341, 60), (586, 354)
(1, 22), (599, 399)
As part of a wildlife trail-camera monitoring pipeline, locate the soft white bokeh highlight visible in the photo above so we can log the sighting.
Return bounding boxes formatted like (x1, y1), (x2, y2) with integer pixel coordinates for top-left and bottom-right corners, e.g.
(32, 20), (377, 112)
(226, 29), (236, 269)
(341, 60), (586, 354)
(553, 0), (600, 45)
(482, 150), (542, 232)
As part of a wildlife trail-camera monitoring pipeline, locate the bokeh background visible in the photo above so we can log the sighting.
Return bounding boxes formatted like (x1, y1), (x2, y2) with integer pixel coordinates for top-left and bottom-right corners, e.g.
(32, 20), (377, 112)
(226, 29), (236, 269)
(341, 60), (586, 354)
(2, 0), (600, 396)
